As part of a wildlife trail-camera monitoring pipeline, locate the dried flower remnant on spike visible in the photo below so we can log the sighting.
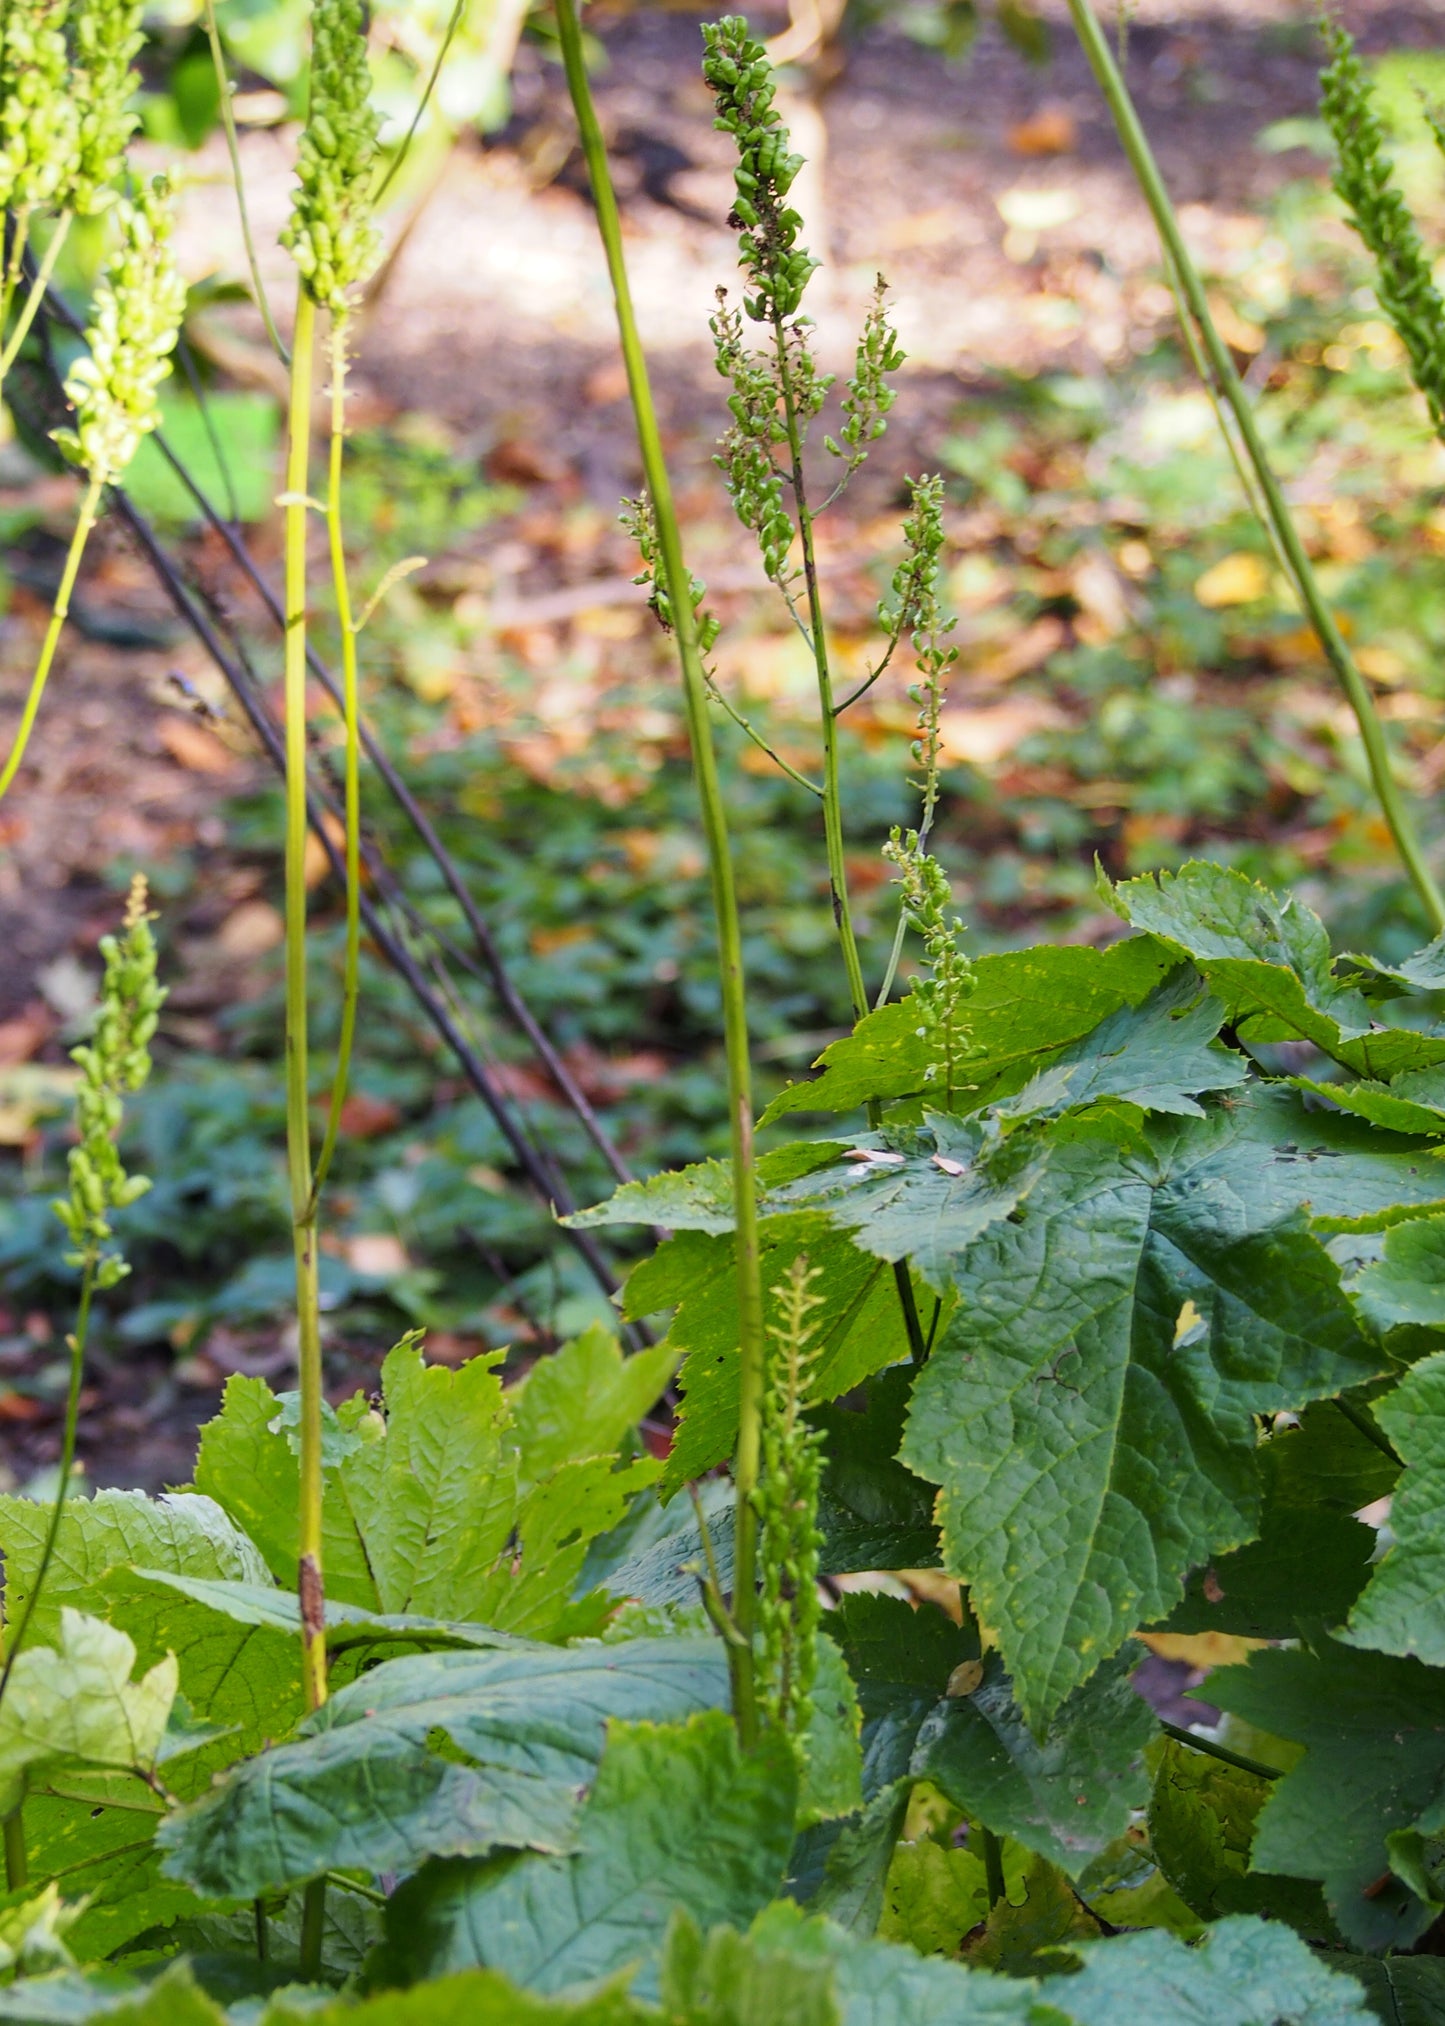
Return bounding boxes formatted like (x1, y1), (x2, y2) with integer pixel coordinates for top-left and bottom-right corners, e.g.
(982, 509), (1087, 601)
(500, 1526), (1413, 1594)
(883, 829), (975, 1104)
(53, 875), (165, 1290)
(754, 1255), (826, 1741)
(282, 0), (381, 315)
(53, 178), (187, 484)
(68, 0), (146, 215)
(0, 0), (79, 212)
(621, 491), (720, 652)
(1319, 21), (1445, 440)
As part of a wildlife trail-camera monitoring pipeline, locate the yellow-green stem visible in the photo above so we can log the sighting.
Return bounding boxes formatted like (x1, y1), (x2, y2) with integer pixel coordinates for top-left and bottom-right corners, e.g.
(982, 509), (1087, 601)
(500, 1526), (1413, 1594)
(1067, 0), (1445, 933)
(204, 0), (288, 365)
(283, 287), (328, 1714)
(0, 475), (103, 802)
(771, 313), (869, 1025)
(556, 0), (764, 1746)
(311, 314), (361, 1206)
(0, 211), (71, 385)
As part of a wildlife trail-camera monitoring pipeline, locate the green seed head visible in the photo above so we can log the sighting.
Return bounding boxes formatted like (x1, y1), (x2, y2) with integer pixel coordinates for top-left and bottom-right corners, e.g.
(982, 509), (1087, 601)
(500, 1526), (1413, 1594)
(0, 0), (80, 212)
(54, 176), (187, 484)
(283, 0), (381, 314)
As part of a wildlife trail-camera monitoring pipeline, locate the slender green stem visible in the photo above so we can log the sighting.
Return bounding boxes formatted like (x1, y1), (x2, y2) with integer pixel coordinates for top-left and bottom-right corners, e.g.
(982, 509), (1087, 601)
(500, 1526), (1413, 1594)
(1334, 1393), (1403, 1468)
(1160, 1719), (1283, 1782)
(705, 672), (823, 796)
(2, 1810), (25, 1890)
(981, 1824), (1006, 1909)
(283, 288), (328, 1723)
(0, 475), (104, 802)
(373, 0), (467, 206)
(0, 1259), (92, 1705)
(299, 1876), (326, 1980)
(1066, 0), (1445, 933)
(771, 314), (870, 1024)
(310, 314), (362, 1206)
(557, 0), (764, 1747)
(204, 0), (289, 365)
(0, 213), (71, 384)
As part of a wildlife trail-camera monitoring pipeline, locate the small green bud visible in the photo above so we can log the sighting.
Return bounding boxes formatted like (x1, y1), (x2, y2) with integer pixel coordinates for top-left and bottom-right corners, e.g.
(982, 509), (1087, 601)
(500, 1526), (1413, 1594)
(282, 0), (381, 314)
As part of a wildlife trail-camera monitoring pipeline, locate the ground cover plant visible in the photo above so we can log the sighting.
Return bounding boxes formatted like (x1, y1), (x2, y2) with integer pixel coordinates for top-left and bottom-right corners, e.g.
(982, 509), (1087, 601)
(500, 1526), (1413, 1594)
(8, 1), (1445, 2021)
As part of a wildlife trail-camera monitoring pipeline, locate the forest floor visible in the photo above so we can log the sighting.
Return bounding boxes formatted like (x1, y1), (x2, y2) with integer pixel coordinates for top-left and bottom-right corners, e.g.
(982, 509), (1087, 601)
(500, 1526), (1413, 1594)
(0, 0), (1442, 1542)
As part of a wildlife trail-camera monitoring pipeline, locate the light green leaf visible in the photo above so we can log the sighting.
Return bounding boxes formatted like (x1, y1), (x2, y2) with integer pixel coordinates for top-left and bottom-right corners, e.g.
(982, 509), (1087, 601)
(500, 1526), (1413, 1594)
(745, 1899), (1045, 2022)
(370, 1711), (797, 1993)
(194, 1347), (650, 1637)
(1147, 1736), (1336, 1938)
(1210, 1638), (1445, 1951)
(0, 1884), (81, 1975)
(901, 1092), (1416, 1726)
(1057, 1914), (1377, 2023)
(509, 1325), (678, 1482)
(1289, 1067), (1445, 1139)
(1356, 1215), (1445, 1331)
(0, 1612), (176, 1818)
(157, 1638), (730, 1898)
(878, 1837), (1026, 1957)
(119, 1570), (520, 1654)
(1114, 862), (1445, 1078)
(913, 1645), (1157, 1876)
(1345, 1351), (1445, 1664)
(265, 1973), (652, 2025)
(760, 936), (1173, 1125)
(994, 966), (1248, 1123)
(661, 1912), (840, 2026)
(800, 1633), (864, 1827)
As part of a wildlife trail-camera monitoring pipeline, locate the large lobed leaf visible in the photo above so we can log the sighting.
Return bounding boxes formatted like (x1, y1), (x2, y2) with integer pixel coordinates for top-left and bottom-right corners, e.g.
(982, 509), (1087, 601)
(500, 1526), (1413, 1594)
(901, 1090), (1437, 1725)
(1344, 1350), (1445, 1665)
(157, 1638), (731, 1897)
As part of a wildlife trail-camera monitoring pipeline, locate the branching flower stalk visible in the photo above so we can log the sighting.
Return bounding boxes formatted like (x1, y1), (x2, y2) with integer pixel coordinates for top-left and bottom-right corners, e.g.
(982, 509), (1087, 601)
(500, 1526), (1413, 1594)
(754, 1256), (826, 1742)
(0, 0), (146, 389)
(277, 0), (381, 1846)
(1065, 0), (1445, 932)
(555, 0), (767, 1746)
(0, 178), (184, 802)
(0, 877), (161, 1891)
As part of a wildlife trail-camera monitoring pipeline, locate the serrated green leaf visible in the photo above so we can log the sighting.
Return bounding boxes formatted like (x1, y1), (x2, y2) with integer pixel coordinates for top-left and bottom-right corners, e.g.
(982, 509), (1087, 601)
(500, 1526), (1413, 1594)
(370, 1712), (796, 1992)
(1148, 1736), (1336, 1938)
(878, 1837), (1025, 1957)
(1057, 1914), (1376, 2023)
(746, 1898), (1045, 2022)
(1162, 1403), (1389, 1639)
(1356, 1215), (1445, 1332)
(799, 1782), (912, 1937)
(914, 1645), (1156, 1875)
(967, 1850), (1100, 1975)
(157, 1638), (730, 1898)
(639, 1219), (916, 1493)
(1114, 863), (1445, 1079)
(118, 1570), (521, 1655)
(0, 1961), (228, 2024)
(994, 966), (1248, 1122)
(662, 1911), (840, 2026)
(760, 937), (1172, 1125)
(801, 1634), (864, 1827)
(813, 1370), (941, 1574)
(901, 1091), (1418, 1726)
(1289, 1067), (1445, 1139)
(0, 1612), (176, 1818)
(509, 1325), (678, 1482)
(834, 1595), (975, 1800)
(1345, 1351), (1445, 1665)
(194, 1347), (651, 1637)
(1335, 1952), (1445, 2026)
(264, 1970), (653, 2025)
(1210, 1638), (1445, 1950)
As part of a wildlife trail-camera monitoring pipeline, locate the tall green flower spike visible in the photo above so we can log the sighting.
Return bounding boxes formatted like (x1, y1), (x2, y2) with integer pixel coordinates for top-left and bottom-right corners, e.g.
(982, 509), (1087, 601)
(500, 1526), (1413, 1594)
(53, 874), (164, 1291)
(754, 1256), (826, 1741)
(702, 15), (816, 322)
(882, 829), (975, 1106)
(1320, 20), (1445, 440)
(0, 179), (185, 804)
(282, 0), (381, 314)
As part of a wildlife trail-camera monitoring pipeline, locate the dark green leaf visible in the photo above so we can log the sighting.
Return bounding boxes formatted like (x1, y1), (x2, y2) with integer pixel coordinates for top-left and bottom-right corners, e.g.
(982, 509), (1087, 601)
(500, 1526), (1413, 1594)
(1210, 1638), (1445, 1950)
(157, 1638), (730, 1898)
(370, 1712), (796, 1992)
(1334, 1952), (1445, 2026)
(1345, 1351), (1445, 1665)
(814, 1370), (941, 1574)
(902, 1091), (1411, 1725)
(967, 1850), (1100, 1975)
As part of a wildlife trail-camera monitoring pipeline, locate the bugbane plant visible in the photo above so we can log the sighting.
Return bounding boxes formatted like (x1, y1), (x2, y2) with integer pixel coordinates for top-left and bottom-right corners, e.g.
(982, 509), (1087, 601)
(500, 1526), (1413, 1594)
(0, 178), (184, 803)
(754, 1257), (825, 1740)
